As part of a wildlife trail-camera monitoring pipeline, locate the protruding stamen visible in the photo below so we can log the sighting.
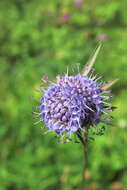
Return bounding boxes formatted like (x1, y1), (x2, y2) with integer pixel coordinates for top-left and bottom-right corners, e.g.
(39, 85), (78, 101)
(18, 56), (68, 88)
(34, 120), (41, 125)
(85, 104), (94, 112)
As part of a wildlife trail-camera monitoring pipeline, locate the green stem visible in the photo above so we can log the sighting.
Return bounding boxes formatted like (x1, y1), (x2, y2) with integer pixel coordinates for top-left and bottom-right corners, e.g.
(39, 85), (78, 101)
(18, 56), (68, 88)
(77, 128), (88, 190)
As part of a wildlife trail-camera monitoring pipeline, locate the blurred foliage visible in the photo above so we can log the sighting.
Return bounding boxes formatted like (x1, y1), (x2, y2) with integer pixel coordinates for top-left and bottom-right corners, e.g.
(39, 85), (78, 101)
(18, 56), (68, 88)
(0, 0), (127, 190)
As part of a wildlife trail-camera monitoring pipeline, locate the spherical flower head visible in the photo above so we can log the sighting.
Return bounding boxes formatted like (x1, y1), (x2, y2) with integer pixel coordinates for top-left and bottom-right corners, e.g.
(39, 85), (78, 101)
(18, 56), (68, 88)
(40, 74), (105, 134)
(38, 45), (117, 136)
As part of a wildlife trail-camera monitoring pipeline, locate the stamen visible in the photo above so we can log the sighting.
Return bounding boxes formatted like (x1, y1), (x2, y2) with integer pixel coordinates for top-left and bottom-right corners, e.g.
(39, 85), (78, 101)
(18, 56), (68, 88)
(76, 63), (80, 73)
(32, 111), (41, 115)
(95, 76), (102, 81)
(85, 104), (94, 112)
(101, 110), (108, 115)
(34, 120), (41, 125)
(41, 130), (52, 136)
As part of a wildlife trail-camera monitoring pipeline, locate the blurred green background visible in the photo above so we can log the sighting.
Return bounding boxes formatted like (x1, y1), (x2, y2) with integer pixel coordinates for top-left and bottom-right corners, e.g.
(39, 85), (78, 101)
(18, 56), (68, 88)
(0, 0), (127, 190)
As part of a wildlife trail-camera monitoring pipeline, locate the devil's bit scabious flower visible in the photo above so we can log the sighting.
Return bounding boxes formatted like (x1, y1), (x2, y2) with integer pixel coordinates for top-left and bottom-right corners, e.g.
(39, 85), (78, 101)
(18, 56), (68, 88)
(39, 45), (117, 135)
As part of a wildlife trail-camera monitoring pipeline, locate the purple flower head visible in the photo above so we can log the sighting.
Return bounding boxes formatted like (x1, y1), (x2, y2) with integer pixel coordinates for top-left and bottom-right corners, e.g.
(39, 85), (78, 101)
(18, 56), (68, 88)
(74, 0), (83, 7)
(38, 45), (117, 136)
(62, 13), (70, 21)
(97, 34), (108, 42)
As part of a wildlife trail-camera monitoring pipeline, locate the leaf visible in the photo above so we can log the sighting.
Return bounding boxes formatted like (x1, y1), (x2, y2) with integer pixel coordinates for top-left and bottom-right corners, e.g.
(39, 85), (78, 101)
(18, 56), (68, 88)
(82, 44), (102, 76)
(101, 78), (119, 90)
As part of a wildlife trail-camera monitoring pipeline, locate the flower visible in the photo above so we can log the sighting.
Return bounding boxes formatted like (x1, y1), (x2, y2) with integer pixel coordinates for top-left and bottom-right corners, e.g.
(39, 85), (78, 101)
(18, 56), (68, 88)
(38, 45), (117, 135)
(74, 0), (83, 7)
(62, 13), (70, 21)
(40, 74), (103, 134)
(96, 34), (108, 41)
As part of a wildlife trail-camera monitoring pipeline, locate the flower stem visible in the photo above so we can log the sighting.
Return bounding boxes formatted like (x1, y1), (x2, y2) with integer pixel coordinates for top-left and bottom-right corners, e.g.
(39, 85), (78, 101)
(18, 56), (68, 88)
(77, 128), (88, 190)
